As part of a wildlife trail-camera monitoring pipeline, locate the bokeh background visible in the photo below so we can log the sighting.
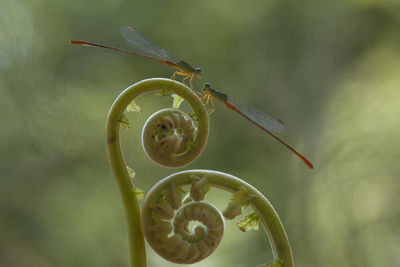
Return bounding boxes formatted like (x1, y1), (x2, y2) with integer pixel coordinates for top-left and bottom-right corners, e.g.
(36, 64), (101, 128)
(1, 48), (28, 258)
(1, 0), (400, 266)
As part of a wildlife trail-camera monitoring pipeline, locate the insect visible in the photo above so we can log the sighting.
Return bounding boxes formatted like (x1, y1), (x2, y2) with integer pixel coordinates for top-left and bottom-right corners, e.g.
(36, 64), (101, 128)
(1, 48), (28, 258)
(70, 26), (203, 88)
(202, 83), (313, 169)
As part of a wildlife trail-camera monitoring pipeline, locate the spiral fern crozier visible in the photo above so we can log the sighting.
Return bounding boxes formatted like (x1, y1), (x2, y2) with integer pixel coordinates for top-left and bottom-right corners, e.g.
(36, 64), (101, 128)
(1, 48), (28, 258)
(142, 108), (198, 167)
(106, 78), (294, 267)
(142, 170), (293, 266)
(142, 177), (224, 264)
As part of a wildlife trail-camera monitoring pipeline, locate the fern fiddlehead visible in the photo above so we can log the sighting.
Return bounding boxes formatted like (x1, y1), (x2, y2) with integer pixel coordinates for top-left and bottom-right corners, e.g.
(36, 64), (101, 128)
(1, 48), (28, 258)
(106, 78), (294, 267)
(142, 108), (201, 167)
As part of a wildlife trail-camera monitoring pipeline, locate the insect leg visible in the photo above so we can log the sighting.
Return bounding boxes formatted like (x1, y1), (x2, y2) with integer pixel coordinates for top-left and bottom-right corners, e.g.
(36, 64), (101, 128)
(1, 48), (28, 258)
(189, 74), (195, 89)
(171, 72), (177, 80)
(171, 71), (187, 82)
(208, 97), (216, 115)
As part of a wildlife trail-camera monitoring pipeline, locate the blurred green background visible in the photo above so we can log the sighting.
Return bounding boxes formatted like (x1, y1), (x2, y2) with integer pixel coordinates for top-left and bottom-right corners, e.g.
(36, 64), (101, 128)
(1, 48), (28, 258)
(1, 0), (400, 266)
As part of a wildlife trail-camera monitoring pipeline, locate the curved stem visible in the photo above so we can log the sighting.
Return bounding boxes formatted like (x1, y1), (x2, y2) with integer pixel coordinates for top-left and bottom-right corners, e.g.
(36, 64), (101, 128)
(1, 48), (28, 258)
(143, 170), (294, 266)
(106, 78), (207, 267)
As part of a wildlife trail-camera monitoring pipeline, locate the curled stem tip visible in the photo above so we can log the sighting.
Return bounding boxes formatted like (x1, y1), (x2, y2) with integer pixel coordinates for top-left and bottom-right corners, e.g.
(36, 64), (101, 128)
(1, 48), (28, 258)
(142, 170), (294, 266)
(106, 79), (209, 267)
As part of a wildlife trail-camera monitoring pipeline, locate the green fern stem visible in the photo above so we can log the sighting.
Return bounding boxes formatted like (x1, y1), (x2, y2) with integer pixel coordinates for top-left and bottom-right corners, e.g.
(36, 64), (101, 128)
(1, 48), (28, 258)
(106, 78), (208, 267)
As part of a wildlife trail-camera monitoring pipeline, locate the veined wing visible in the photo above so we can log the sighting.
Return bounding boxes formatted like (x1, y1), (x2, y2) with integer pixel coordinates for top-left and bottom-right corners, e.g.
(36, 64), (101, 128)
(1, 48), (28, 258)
(225, 96), (313, 168)
(226, 96), (285, 134)
(120, 26), (178, 62)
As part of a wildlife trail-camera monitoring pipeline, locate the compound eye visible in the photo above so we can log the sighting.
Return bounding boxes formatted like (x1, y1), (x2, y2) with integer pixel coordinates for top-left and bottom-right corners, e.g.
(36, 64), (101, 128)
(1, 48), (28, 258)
(195, 68), (202, 73)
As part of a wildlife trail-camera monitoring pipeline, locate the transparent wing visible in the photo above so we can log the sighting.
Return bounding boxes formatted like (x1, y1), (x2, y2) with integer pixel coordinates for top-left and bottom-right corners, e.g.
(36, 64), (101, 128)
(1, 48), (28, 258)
(227, 97), (285, 134)
(120, 26), (178, 62)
